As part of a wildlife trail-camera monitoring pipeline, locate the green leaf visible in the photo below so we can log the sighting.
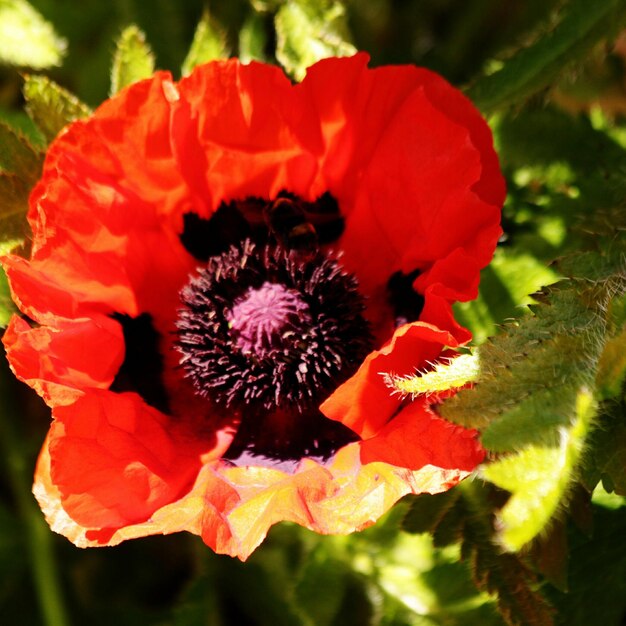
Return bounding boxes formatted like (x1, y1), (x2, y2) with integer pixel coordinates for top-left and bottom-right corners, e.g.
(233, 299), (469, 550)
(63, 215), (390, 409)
(596, 325), (626, 400)
(546, 502), (626, 626)
(441, 244), (626, 551)
(294, 551), (349, 626)
(422, 482), (556, 626)
(496, 108), (626, 217)
(239, 11), (268, 63)
(402, 491), (461, 536)
(467, 0), (626, 113)
(483, 387), (597, 551)
(250, 0), (282, 11)
(0, 173), (31, 248)
(0, 124), (41, 304)
(275, 0), (356, 81)
(441, 250), (626, 439)
(402, 483), (553, 626)
(23, 75), (91, 143)
(0, 109), (45, 148)
(347, 526), (504, 626)
(0, 0), (66, 69)
(454, 248), (561, 345)
(582, 408), (626, 497)
(110, 25), (155, 95)
(181, 11), (228, 76)
(497, 107), (626, 177)
(0, 122), (43, 183)
(0, 265), (17, 327)
(529, 520), (569, 592)
(460, 482), (555, 626)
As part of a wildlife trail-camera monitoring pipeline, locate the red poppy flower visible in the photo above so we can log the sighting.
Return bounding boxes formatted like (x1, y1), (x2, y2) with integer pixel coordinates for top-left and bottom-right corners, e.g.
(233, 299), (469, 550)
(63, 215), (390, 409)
(2, 53), (504, 559)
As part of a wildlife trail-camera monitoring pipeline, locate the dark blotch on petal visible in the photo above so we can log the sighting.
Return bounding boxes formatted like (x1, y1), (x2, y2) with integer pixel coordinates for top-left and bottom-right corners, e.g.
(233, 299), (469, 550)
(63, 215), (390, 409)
(110, 313), (170, 414)
(179, 192), (344, 262)
(387, 269), (425, 326)
(179, 202), (256, 261)
(223, 407), (360, 471)
(302, 192), (345, 244)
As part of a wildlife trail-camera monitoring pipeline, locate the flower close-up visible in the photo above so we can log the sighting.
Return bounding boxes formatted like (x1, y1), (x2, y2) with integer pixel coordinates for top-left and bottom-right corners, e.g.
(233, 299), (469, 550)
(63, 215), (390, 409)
(2, 53), (505, 559)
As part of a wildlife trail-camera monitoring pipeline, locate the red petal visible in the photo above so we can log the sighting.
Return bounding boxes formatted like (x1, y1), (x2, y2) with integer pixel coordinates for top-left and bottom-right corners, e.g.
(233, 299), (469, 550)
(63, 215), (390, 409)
(299, 53), (504, 308)
(359, 400), (485, 470)
(21, 72), (195, 322)
(413, 247), (482, 303)
(419, 291), (472, 345)
(172, 59), (323, 216)
(3, 314), (124, 406)
(321, 322), (457, 438)
(48, 391), (206, 528)
(2, 253), (135, 321)
(33, 444), (239, 548)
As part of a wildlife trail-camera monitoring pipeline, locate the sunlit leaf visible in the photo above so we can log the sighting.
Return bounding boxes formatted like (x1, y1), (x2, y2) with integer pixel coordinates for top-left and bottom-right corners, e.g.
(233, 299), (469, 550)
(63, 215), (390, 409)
(442, 248), (626, 440)
(0, 0), (66, 69)
(0, 266), (17, 328)
(483, 388), (597, 551)
(23, 75), (91, 143)
(181, 11), (228, 76)
(442, 242), (625, 551)
(110, 25), (155, 95)
(387, 353), (480, 399)
(250, 0), (283, 11)
(275, 0), (356, 81)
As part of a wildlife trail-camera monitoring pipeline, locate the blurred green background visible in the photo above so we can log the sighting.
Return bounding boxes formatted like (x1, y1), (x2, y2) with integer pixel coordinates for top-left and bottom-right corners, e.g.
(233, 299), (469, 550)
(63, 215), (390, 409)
(2, 1), (626, 625)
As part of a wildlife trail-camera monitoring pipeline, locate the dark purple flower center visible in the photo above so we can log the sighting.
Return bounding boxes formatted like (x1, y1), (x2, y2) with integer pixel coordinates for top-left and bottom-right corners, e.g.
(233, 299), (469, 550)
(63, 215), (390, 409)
(176, 240), (372, 414)
(175, 236), (371, 467)
(177, 229), (372, 469)
(226, 281), (311, 357)
(112, 191), (427, 469)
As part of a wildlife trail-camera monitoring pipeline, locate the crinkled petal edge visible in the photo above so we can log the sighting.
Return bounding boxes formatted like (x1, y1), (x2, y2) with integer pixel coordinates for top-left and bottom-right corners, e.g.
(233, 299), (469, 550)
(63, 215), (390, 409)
(35, 431), (480, 560)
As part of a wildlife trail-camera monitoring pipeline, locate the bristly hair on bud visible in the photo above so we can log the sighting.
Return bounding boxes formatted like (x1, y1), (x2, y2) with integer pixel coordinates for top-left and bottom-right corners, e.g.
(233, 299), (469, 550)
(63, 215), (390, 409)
(384, 352), (481, 399)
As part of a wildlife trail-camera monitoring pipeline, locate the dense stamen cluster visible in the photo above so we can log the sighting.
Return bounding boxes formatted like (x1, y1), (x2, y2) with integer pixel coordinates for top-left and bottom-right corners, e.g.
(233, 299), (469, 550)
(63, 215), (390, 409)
(176, 239), (372, 414)
(226, 281), (312, 356)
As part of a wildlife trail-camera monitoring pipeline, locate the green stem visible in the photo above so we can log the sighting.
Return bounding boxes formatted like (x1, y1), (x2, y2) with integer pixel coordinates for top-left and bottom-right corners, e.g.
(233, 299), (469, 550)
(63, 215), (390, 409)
(0, 367), (71, 626)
